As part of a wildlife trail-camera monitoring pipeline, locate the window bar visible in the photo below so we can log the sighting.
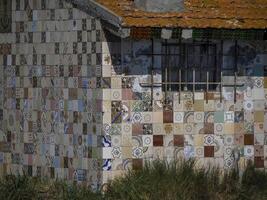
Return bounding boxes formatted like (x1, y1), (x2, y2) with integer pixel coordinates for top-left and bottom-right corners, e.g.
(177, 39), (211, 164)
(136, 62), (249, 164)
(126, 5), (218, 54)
(179, 69), (181, 104)
(185, 42), (188, 91)
(214, 43), (218, 91)
(141, 81), (243, 87)
(206, 71), (209, 103)
(168, 42), (171, 92)
(178, 38), (182, 102)
(234, 40), (238, 103)
(234, 72), (237, 103)
(206, 40), (210, 103)
(220, 71), (223, 103)
(151, 38), (154, 106)
(207, 40), (209, 91)
(165, 39), (168, 105)
(193, 69), (195, 103)
(192, 39), (195, 93)
(220, 40), (223, 103)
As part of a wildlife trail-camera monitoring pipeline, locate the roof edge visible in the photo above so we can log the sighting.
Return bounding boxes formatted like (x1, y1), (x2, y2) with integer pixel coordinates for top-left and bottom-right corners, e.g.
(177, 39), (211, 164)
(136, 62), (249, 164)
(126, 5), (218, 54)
(66, 0), (123, 29)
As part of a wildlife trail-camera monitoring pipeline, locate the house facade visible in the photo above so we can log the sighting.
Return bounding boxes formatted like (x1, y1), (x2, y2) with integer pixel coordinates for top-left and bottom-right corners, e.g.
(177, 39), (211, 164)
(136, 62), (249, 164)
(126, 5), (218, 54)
(0, 0), (267, 187)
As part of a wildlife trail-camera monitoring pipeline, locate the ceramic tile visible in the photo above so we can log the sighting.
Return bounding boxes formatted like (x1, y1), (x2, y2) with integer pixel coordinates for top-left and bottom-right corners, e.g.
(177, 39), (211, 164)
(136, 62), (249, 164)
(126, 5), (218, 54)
(173, 112), (184, 123)
(194, 112), (204, 123)
(2, 6), (267, 186)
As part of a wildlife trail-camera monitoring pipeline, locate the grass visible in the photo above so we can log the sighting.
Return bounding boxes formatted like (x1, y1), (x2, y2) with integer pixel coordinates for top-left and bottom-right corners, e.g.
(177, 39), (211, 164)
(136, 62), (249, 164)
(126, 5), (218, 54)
(0, 160), (267, 200)
(0, 175), (102, 200)
(105, 159), (267, 200)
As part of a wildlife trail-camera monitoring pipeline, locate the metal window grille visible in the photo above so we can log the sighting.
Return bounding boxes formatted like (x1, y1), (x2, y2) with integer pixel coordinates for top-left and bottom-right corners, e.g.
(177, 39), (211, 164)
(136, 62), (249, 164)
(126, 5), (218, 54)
(139, 39), (244, 104)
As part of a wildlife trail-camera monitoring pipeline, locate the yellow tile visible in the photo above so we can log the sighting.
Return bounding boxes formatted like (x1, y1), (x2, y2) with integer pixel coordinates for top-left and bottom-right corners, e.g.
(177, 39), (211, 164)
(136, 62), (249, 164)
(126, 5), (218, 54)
(121, 147), (132, 158)
(164, 124), (173, 134)
(224, 123), (235, 134)
(254, 111), (264, 122)
(152, 112), (163, 123)
(194, 135), (204, 146)
(234, 123), (245, 135)
(173, 124), (184, 135)
(194, 100), (204, 111)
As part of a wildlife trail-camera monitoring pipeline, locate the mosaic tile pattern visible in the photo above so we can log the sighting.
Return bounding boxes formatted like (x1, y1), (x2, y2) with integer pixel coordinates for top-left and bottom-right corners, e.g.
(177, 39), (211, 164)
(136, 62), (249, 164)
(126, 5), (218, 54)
(0, 0), (267, 187)
(101, 38), (267, 182)
(0, 0), (103, 188)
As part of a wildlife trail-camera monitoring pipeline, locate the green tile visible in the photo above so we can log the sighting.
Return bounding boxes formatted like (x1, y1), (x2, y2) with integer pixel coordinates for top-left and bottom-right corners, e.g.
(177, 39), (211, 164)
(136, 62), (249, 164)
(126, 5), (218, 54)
(214, 111), (224, 123)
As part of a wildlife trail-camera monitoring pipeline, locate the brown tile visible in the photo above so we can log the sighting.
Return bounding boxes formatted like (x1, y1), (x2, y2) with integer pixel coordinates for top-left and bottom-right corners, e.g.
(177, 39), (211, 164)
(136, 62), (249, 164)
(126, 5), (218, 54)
(28, 121), (33, 132)
(244, 134), (254, 145)
(234, 134), (244, 145)
(254, 145), (264, 157)
(254, 157), (264, 168)
(132, 159), (143, 170)
(163, 111), (173, 123)
(73, 111), (79, 123)
(32, 77), (37, 88)
(174, 135), (184, 147)
(205, 92), (214, 100)
(132, 124), (143, 135)
(203, 123), (214, 134)
(153, 135), (163, 146)
(0, 142), (11, 152)
(122, 89), (133, 100)
(64, 157), (68, 168)
(24, 88), (28, 98)
(6, 88), (14, 98)
(234, 123), (245, 135)
(69, 88), (78, 99)
(204, 146), (214, 157)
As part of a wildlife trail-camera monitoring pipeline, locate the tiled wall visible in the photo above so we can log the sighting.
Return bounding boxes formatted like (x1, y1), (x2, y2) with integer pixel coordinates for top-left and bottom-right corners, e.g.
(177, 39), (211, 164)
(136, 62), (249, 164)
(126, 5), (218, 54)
(101, 38), (267, 182)
(0, 0), (104, 188)
(1, 0), (267, 187)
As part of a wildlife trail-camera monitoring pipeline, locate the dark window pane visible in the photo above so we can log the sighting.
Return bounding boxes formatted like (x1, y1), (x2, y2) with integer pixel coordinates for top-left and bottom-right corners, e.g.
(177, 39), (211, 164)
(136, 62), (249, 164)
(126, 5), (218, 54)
(162, 43), (220, 91)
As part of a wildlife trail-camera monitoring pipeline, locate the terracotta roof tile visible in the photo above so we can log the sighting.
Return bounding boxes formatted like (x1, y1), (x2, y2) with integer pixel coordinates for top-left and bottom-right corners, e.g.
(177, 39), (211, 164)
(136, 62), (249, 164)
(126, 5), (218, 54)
(95, 0), (267, 29)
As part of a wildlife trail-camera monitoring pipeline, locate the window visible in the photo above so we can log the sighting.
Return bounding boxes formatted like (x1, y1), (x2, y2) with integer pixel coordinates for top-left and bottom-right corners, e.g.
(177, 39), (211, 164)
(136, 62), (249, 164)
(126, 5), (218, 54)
(222, 41), (257, 76)
(162, 41), (220, 91)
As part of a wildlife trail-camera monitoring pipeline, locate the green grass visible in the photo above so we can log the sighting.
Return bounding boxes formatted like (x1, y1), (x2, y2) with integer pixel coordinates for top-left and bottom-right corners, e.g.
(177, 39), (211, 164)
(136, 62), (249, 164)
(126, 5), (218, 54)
(0, 160), (267, 200)
(105, 159), (267, 200)
(0, 175), (102, 200)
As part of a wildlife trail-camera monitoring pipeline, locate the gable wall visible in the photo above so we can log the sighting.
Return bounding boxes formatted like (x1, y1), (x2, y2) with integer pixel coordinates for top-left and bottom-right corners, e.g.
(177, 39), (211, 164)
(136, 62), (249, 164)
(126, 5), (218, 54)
(0, 0), (104, 188)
